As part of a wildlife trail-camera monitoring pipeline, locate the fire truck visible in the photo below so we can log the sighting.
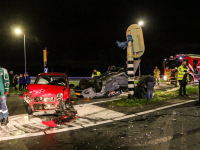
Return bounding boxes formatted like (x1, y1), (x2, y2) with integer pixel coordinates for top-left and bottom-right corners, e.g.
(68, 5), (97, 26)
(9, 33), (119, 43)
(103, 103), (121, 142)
(163, 54), (200, 83)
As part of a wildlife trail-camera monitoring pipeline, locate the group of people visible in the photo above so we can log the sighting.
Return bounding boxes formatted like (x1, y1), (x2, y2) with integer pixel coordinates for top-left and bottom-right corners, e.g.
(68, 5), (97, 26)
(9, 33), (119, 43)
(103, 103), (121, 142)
(9, 71), (31, 91)
(153, 61), (190, 97)
(135, 61), (190, 100)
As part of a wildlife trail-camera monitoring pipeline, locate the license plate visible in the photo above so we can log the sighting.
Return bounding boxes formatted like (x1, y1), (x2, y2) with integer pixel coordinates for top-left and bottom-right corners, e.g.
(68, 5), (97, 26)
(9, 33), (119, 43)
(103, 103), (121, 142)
(76, 93), (80, 96)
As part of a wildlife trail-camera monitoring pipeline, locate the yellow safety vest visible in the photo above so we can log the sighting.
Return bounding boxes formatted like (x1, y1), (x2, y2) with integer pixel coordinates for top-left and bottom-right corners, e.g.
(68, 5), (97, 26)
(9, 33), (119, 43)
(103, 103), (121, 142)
(92, 71), (101, 78)
(178, 65), (189, 81)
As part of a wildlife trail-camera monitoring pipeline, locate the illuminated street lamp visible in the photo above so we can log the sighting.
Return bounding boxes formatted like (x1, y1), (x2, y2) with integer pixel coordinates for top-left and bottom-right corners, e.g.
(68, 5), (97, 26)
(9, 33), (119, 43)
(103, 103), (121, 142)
(15, 29), (21, 34)
(15, 29), (26, 73)
(138, 21), (144, 26)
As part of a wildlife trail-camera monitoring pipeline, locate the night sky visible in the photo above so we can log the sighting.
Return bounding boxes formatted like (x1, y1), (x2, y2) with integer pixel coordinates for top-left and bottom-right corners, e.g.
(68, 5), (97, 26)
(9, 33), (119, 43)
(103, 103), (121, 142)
(0, 0), (200, 76)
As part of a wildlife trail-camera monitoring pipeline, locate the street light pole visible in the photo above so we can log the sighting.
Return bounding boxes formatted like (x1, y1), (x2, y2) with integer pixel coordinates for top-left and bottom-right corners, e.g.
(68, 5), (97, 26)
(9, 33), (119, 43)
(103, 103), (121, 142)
(24, 34), (26, 73)
(15, 29), (26, 73)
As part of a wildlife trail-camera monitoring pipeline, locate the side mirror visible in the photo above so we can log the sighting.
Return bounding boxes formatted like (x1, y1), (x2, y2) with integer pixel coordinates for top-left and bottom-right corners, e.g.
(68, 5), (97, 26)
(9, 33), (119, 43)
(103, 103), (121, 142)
(69, 84), (75, 88)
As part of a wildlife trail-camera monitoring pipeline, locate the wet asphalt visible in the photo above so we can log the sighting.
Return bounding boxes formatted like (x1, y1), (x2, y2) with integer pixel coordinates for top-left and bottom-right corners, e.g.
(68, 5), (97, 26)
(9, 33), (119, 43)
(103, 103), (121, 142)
(0, 82), (200, 150)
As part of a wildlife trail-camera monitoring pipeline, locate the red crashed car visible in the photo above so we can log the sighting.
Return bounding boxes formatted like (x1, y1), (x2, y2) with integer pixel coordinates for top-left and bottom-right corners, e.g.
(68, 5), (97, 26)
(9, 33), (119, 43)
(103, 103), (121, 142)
(21, 73), (73, 115)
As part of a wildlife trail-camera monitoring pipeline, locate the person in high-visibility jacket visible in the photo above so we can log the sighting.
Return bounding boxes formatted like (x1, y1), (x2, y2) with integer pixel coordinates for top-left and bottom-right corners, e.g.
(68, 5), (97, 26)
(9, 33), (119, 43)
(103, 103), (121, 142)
(178, 61), (189, 96)
(0, 66), (9, 126)
(92, 69), (101, 78)
(165, 67), (171, 85)
(153, 66), (160, 85)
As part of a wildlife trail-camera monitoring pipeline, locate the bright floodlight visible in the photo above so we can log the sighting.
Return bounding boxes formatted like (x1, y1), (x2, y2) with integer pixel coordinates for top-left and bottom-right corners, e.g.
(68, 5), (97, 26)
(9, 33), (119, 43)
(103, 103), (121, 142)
(138, 21), (144, 26)
(15, 29), (21, 34)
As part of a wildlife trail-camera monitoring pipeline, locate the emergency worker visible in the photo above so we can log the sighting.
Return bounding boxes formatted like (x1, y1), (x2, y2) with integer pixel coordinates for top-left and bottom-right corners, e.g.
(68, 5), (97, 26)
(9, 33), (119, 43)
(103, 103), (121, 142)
(165, 67), (171, 85)
(0, 66), (9, 126)
(178, 61), (189, 96)
(174, 67), (179, 87)
(92, 69), (101, 78)
(153, 66), (160, 85)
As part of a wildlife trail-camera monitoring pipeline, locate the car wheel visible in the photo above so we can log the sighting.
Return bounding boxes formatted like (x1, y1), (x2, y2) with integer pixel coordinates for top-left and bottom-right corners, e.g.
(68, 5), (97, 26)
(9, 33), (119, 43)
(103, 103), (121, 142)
(59, 100), (65, 111)
(27, 105), (33, 115)
(65, 98), (71, 110)
(59, 99), (72, 111)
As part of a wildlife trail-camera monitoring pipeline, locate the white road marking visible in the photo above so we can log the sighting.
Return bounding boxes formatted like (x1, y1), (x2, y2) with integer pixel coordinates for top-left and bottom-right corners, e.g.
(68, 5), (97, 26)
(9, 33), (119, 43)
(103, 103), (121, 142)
(0, 99), (197, 141)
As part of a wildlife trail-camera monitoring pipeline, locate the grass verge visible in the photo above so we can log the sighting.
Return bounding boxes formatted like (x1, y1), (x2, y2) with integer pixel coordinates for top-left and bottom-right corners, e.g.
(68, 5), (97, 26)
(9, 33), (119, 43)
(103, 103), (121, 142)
(160, 79), (165, 82)
(9, 85), (28, 93)
(107, 86), (199, 107)
(69, 82), (79, 89)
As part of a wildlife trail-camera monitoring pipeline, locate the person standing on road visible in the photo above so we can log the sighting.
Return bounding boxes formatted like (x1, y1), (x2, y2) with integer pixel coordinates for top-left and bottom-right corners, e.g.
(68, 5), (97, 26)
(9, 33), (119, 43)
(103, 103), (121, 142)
(9, 71), (14, 88)
(25, 72), (31, 89)
(0, 66), (9, 126)
(19, 74), (25, 91)
(174, 67), (179, 87)
(178, 61), (190, 96)
(165, 67), (171, 85)
(153, 66), (160, 85)
(13, 74), (18, 90)
(92, 69), (101, 78)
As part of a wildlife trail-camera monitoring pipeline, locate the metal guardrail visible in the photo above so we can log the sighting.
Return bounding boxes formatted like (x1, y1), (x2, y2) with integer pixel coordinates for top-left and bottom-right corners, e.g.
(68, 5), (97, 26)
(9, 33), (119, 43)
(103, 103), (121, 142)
(30, 75), (165, 82)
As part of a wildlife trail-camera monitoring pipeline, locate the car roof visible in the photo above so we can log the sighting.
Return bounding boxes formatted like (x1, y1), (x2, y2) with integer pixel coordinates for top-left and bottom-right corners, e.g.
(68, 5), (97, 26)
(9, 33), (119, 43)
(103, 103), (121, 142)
(38, 72), (66, 76)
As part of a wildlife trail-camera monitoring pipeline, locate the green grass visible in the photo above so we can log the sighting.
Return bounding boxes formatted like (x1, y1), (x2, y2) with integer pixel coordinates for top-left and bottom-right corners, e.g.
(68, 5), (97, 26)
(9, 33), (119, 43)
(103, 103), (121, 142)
(9, 84), (28, 93)
(160, 79), (165, 82)
(107, 86), (199, 107)
(69, 82), (79, 89)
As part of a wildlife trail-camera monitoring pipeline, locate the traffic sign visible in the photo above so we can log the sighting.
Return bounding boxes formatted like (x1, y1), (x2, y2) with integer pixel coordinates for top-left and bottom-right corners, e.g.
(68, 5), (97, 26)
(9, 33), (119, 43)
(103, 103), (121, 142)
(126, 24), (145, 58)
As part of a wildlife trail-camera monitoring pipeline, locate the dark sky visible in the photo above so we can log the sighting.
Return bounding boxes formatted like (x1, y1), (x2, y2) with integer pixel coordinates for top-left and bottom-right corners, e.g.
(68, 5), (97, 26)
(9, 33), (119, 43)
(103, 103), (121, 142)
(0, 0), (200, 75)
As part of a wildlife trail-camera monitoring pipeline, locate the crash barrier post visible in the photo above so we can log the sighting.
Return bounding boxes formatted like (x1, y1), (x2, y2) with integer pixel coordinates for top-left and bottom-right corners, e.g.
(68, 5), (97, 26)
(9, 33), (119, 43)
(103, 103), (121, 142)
(126, 24), (145, 99)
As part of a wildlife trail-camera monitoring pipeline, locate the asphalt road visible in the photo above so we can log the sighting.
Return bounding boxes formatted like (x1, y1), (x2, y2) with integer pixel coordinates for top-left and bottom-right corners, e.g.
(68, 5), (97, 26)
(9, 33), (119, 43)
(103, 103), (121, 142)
(0, 82), (199, 150)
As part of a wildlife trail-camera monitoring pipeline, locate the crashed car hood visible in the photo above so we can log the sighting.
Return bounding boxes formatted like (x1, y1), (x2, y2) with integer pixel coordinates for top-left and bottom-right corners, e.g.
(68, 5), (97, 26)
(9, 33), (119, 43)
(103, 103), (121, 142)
(27, 84), (64, 97)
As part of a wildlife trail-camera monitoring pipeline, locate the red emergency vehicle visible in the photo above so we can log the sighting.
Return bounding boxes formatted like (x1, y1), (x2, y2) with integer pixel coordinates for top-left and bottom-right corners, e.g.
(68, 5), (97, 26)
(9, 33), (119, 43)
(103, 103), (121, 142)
(163, 54), (200, 83)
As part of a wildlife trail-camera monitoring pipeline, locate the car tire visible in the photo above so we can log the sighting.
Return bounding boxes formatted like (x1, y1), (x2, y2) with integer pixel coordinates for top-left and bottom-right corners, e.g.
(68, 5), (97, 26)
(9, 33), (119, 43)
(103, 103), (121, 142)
(59, 100), (65, 111)
(65, 98), (71, 110)
(27, 105), (33, 115)
(59, 99), (72, 111)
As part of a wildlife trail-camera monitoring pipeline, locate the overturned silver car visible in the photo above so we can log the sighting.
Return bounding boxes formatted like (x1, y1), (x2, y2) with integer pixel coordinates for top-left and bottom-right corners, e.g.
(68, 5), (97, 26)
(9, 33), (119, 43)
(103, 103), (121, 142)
(74, 67), (128, 98)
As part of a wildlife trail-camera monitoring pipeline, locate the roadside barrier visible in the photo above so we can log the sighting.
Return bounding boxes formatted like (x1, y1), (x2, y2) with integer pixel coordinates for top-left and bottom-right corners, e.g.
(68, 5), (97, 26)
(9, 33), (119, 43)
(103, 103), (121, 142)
(30, 75), (165, 83)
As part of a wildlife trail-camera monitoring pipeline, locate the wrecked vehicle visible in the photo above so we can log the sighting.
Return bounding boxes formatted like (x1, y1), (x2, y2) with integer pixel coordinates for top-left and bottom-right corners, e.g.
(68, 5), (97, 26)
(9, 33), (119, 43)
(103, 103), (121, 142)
(74, 66), (128, 98)
(21, 73), (75, 115)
